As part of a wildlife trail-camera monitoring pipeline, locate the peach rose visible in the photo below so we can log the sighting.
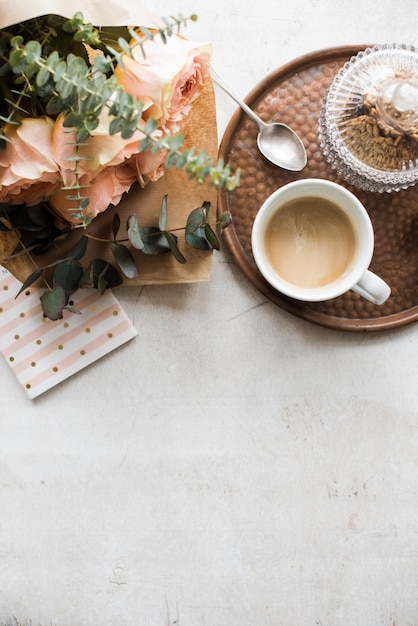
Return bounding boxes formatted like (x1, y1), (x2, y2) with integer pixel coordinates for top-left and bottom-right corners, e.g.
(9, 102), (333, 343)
(50, 111), (168, 223)
(125, 148), (167, 187)
(115, 33), (212, 133)
(49, 162), (137, 224)
(0, 116), (62, 206)
(50, 112), (167, 223)
(52, 112), (150, 184)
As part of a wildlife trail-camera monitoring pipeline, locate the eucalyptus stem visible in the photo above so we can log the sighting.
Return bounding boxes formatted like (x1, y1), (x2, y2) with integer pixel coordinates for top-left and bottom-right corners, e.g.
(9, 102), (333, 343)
(2, 15), (239, 207)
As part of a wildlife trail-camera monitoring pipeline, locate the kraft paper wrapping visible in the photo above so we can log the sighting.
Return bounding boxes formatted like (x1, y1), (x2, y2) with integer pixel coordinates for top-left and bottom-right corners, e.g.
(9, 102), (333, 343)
(0, 2), (218, 286)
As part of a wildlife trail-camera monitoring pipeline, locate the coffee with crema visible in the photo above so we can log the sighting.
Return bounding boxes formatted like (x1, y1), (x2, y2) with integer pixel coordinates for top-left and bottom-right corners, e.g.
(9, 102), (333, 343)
(264, 196), (358, 289)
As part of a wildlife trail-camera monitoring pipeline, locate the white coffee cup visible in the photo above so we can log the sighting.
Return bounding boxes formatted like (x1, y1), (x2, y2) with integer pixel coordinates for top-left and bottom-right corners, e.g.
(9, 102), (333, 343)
(251, 179), (391, 304)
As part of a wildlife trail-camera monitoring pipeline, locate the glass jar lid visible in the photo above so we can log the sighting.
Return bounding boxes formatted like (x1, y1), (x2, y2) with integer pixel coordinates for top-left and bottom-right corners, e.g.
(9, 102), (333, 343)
(319, 44), (418, 193)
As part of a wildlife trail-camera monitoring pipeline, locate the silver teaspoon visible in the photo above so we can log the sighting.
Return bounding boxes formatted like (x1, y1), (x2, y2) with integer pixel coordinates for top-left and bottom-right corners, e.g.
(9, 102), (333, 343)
(211, 68), (307, 172)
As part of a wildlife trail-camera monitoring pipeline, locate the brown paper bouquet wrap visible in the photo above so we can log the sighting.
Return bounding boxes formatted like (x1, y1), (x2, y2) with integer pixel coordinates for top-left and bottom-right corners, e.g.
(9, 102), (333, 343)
(0, 2), (221, 288)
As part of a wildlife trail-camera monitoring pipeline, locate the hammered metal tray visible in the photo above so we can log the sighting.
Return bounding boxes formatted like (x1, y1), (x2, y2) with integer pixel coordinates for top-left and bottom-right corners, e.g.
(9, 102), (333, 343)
(217, 46), (418, 332)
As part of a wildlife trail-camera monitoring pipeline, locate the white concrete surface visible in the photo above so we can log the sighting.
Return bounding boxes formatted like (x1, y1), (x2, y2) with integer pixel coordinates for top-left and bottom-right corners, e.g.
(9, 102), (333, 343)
(1, 1), (418, 625)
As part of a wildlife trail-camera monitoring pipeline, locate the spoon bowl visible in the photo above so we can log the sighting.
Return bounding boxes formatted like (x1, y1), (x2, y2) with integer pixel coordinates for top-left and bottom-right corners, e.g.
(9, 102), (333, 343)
(256, 120), (308, 171)
(211, 68), (307, 171)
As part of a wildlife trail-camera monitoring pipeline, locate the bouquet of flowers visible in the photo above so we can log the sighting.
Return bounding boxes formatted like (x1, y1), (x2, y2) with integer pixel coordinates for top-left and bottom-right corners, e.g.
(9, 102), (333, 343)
(0, 7), (239, 319)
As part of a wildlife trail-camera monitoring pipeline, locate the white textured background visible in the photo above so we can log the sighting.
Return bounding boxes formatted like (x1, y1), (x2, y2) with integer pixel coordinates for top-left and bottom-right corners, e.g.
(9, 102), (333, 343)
(1, 1), (418, 625)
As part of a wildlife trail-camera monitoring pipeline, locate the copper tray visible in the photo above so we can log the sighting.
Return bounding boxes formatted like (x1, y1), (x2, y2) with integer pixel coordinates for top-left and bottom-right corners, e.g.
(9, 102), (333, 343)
(217, 46), (418, 332)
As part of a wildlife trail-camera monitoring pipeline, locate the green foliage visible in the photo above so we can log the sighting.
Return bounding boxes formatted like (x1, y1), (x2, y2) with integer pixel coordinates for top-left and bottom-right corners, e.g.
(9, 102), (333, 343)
(110, 242), (138, 278)
(0, 12), (239, 320)
(0, 12), (240, 225)
(79, 258), (123, 294)
(40, 285), (68, 320)
(185, 201), (220, 250)
(3, 195), (232, 320)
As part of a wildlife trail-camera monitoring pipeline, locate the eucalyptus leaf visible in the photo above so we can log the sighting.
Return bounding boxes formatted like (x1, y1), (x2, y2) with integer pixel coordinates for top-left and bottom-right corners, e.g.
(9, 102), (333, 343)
(127, 214), (144, 250)
(15, 268), (43, 298)
(158, 29), (167, 44)
(24, 41), (42, 64)
(159, 194), (168, 231)
(45, 94), (66, 115)
(53, 60), (67, 83)
(218, 212), (232, 229)
(169, 133), (184, 151)
(118, 37), (134, 57)
(174, 151), (188, 169)
(104, 44), (123, 66)
(185, 206), (206, 235)
(110, 241), (138, 278)
(56, 76), (75, 101)
(138, 25), (153, 40)
(112, 213), (121, 239)
(36, 81), (54, 99)
(46, 50), (60, 69)
(161, 17), (173, 36)
(67, 54), (88, 79)
(93, 54), (112, 73)
(204, 223), (220, 250)
(10, 36), (24, 48)
(63, 112), (84, 127)
(165, 152), (178, 168)
(95, 275), (106, 294)
(185, 228), (211, 250)
(127, 29), (146, 58)
(79, 258), (123, 291)
(67, 235), (88, 260)
(36, 66), (51, 87)
(196, 148), (207, 167)
(144, 117), (158, 135)
(163, 231), (187, 264)
(40, 285), (67, 320)
(53, 258), (84, 294)
(196, 162), (213, 183)
(138, 226), (172, 255)
(121, 118), (139, 139)
(9, 49), (26, 74)
(24, 63), (40, 80)
(139, 137), (153, 151)
(201, 200), (211, 214)
(109, 117), (123, 135)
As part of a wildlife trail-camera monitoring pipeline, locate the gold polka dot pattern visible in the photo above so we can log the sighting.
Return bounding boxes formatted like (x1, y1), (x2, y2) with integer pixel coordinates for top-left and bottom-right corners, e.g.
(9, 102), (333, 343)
(0, 266), (137, 398)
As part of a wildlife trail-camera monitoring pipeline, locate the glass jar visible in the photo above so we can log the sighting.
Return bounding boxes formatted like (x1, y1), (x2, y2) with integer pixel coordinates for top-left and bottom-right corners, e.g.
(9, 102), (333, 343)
(319, 44), (418, 193)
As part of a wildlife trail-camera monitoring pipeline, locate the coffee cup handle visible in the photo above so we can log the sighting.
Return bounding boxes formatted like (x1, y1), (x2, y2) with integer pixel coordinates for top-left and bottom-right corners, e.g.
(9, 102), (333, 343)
(352, 270), (391, 305)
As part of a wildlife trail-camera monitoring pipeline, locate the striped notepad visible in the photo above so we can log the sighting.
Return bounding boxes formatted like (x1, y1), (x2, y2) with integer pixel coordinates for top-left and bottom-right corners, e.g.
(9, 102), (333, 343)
(0, 266), (137, 399)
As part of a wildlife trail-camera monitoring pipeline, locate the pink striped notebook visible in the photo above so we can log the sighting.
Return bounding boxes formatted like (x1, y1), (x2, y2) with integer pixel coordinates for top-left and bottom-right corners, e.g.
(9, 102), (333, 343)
(0, 265), (137, 399)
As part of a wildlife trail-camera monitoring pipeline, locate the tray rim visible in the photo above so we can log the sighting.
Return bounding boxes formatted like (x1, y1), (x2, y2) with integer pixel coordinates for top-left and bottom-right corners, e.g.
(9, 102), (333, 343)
(217, 44), (418, 333)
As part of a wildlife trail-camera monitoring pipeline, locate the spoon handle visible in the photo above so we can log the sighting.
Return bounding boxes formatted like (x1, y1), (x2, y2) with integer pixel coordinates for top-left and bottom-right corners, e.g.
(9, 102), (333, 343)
(210, 67), (264, 129)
